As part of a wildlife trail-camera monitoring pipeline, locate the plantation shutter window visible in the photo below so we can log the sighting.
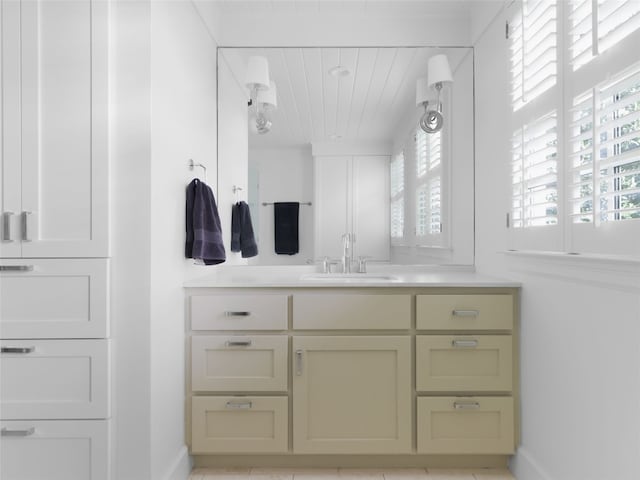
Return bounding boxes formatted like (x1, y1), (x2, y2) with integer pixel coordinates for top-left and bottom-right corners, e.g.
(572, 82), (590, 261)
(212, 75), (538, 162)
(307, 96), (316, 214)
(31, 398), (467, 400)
(390, 152), (405, 240)
(414, 129), (443, 244)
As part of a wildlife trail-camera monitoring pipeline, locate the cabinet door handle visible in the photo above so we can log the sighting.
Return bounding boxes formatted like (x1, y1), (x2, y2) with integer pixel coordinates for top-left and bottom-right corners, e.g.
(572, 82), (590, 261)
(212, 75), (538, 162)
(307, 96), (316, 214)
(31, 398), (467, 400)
(224, 311), (251, 317)
(2, 212), (14, 242)
(225, 401), (252, 410)
(295, 349), (303, 376)
(452, 309), (479, 317)
(21, 211), (32, 242)
(1, 427), (36, 437)
(1, 346), (35, 354)
(225, 340), (252, 347)
(452, 339), (478, 348)
(453, 401), (480, 410)
(0, 265), (34, 272)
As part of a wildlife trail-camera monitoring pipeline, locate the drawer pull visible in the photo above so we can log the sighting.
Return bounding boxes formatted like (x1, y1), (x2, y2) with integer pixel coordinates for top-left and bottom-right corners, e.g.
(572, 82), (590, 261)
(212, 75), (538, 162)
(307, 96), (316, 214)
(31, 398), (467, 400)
(0, 265), (34, 272)
(1, 346), (35, 354)
(295, 349), (303, 376)
(452, 309), (480, 317)
(224, 311), (251, 317)
(2, 212), (14, 242)
(1, 427), (36, 437)
(225, 401), (252, 410)
(454, 401), (480, 410)
(21, 211), (32, 242)
(225, 340), (252, 347)
(452, 339), (478, 348)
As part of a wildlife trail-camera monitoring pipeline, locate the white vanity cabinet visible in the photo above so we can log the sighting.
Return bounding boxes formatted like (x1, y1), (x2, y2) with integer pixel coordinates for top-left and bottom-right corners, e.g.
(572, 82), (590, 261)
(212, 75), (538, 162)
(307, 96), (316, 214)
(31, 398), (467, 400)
(186, 285), (519, 467)
(0, 0), (109, 258)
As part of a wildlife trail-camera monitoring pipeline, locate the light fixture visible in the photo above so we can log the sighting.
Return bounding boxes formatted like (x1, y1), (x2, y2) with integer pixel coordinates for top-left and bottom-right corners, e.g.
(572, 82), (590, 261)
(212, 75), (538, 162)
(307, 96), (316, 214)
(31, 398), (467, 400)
(245, 56), (270, 91)
(328, 65), (350, 78)
(251, 79), (277, 135)
(418, 54), (453, 134)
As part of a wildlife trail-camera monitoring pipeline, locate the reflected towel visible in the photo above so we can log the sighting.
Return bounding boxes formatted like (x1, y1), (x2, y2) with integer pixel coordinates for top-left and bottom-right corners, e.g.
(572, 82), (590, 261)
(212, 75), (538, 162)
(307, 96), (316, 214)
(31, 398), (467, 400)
(231, 201), (258, 258)
(185, 178), (226, 265)
(274, 202), (299, 255)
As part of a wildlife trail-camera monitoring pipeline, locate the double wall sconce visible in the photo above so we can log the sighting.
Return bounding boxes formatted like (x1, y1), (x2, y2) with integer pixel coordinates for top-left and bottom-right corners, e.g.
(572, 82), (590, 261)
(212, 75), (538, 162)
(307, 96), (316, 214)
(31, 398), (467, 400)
(415, 54), (453, 134)
(245, 56), (277, 135)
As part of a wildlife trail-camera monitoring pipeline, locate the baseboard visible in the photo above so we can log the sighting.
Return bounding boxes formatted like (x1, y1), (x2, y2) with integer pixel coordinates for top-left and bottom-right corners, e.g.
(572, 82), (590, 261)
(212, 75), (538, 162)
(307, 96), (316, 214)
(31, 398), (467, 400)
(163, 446), (192, 480)
(510, 447), (553, 480)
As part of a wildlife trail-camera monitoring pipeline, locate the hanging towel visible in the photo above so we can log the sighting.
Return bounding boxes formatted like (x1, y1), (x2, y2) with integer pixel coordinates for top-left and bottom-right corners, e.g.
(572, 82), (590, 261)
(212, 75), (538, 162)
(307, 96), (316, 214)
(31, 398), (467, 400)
(231, 201), (258, 258)
(185, 178), (226, 265)
(274, 202), (299, 255)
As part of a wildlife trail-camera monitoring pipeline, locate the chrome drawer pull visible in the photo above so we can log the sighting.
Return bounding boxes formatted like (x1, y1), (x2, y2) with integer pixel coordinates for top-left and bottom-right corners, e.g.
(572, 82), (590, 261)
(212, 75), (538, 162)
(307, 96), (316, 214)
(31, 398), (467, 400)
(225, 340), (252, 347)
(21, 211), (32, 242)
(454, 401), (480, 410)
(1, 427), (36, 437)
(452, 339), (478, 348)
(1, 346), (35, 354)
(452, 309), (480, 317)
(2, 212), (13, 242)
(295, 349), (303, 376)
(225, 401), (252, 410)
(0, 265), (34, 272)
(224, 311), (251, 317)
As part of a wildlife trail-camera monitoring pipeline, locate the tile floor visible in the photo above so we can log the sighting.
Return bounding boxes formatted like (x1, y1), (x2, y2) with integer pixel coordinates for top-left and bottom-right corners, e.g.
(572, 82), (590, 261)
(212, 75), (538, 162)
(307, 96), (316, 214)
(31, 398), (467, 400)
(188, 468), (515, 480)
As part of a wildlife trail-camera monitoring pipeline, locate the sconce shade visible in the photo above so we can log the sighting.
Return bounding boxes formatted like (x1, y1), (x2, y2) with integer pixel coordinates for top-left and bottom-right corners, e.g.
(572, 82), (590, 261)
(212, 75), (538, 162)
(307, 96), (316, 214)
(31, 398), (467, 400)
(415, 76), (432, 106)
(257, 80), (277, 108)
(428, 54), (453, 87)
(245, 56), (270, 90)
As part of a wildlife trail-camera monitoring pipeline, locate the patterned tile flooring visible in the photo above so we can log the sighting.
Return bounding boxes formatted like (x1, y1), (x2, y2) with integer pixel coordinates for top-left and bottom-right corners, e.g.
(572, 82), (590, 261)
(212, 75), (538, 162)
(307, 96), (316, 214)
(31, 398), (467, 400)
(188, 468), (515, 480)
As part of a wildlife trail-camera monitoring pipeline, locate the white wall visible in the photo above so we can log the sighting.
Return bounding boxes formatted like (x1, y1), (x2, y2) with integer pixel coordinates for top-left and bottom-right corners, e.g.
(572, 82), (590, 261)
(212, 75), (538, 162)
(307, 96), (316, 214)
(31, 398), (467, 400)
(247, 146), (314, 265)
(150, 1), (218, 479)
(474, 6), (640, 480)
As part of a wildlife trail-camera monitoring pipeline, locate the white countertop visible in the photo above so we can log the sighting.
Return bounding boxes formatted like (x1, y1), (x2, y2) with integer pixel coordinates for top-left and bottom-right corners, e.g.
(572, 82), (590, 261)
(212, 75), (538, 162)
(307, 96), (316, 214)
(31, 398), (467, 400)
(183, 265), (520, 288)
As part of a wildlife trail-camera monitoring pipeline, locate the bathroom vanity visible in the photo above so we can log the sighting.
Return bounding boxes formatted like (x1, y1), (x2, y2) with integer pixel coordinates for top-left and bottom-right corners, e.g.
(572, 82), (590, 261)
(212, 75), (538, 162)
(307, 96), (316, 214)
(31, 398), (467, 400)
(185, 270), (519, 469)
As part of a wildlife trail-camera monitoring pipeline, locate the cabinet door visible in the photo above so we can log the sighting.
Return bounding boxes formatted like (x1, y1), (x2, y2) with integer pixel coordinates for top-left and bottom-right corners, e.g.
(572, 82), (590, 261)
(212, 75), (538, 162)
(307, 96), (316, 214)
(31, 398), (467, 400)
(0, 1), (21, 258)
(0, 419), (109, 480)
(352, 156), (390, 261)
(314, 156), (350, 260)
(19, 0), (109, 257)
(292, 336), (411, 454)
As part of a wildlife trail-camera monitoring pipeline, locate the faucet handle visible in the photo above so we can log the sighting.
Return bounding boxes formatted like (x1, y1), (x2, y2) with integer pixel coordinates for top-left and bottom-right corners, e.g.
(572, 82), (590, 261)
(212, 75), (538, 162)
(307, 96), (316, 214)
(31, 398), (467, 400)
(356, 256), (372, 273)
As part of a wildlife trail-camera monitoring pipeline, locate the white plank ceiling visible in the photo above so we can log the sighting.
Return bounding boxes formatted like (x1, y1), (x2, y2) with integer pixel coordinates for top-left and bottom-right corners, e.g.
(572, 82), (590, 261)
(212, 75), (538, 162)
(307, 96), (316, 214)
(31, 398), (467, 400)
(221, 47), (469, 148)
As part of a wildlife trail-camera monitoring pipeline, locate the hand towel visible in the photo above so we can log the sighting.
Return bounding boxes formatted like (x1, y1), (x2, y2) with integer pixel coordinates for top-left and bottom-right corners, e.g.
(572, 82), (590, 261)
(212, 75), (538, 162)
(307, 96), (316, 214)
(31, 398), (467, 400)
(231, 201), (258, 258)
(185, 178), (226, 265)
(274, 202), (299, 255)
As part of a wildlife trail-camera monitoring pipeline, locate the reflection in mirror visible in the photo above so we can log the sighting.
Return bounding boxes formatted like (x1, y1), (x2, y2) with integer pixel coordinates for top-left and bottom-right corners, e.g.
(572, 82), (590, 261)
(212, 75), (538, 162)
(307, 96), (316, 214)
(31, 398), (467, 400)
(218, 47), (474, 266)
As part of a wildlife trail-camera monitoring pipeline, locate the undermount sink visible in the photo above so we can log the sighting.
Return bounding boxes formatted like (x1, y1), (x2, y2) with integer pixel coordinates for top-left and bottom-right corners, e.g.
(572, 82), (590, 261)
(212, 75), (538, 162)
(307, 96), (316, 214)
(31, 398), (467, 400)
(300, 273), (400, 282)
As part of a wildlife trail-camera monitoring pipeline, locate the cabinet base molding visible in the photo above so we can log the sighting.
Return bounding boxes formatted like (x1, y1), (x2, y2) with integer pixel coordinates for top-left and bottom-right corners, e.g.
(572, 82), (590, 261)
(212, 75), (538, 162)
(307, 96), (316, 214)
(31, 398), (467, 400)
(192, 455), (510, 469)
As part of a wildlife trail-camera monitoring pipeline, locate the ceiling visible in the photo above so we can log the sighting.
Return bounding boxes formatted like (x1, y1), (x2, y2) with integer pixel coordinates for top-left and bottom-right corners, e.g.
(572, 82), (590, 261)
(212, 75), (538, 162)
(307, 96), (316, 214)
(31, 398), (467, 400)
(221, 47), (470, 148)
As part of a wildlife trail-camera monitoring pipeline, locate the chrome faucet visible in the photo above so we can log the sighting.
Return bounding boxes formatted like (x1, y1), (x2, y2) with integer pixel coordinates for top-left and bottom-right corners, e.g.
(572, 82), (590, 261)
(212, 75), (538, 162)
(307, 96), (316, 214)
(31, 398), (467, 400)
(341, 233), (352, 273)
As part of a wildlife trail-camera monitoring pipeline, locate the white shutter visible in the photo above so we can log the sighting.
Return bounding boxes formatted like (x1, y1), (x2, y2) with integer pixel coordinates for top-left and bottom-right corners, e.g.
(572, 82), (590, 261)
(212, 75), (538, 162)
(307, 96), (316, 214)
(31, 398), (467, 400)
(415, 130), (428, 178)
(511, 0), (557, 111)
(390, 152), (405, 240)
(511, 111), (559, 228)
(572, 67), (640, 224)
(416, 186), (427, 237)
(390, 151), (404, 197)
(429, 177), (442, 235)
(570, 0), (640, 71)
(391, 198), (404, 239)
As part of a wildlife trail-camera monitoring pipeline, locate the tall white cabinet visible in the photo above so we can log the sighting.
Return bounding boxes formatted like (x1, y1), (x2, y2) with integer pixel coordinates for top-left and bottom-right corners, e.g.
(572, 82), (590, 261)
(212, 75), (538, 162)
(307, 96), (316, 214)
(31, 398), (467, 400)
(314, 155), (390, 263)
(0, 2), (111, 479)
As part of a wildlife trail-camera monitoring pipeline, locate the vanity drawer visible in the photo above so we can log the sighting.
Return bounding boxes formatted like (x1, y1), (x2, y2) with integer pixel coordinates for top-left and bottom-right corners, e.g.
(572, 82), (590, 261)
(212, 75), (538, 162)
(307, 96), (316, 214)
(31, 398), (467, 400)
(416, 294), (513, 331)
(191, 335), (288, 391)
(1, 339), (110, 419)
(0, 259), (109, 339)
(191, 396), (288, 453)
(293, 294), (411, 330)
(0, 419), (110, 480)
(417, 397), (514, 454)
(190, 294), (288, 331)
(416, 335), (512, 392)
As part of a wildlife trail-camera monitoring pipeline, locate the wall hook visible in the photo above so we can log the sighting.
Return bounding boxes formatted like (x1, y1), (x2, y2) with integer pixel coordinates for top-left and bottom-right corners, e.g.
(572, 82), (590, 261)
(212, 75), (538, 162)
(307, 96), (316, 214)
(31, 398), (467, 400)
(188, 159), (207, 183)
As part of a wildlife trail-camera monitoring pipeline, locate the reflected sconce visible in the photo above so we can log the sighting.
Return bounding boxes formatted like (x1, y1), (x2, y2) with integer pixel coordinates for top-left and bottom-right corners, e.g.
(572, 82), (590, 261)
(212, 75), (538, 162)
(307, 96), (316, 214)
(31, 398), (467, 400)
(245, 56), (275, 135)
(417, 54), (453, 134)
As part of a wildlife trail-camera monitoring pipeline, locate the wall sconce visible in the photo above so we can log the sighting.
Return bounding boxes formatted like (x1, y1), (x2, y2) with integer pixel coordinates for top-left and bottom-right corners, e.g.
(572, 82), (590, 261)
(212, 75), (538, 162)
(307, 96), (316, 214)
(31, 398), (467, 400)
(417, 54), (453, 134)
(245, 56), (277, 135)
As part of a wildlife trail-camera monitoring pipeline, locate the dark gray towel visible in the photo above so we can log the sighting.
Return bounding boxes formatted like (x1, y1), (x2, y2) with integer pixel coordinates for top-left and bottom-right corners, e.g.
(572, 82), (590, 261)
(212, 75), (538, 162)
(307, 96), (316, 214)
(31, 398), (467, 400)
(185, 178), (225, 265)
(231, 201), (258, 258)
(274, 202), (299, 255)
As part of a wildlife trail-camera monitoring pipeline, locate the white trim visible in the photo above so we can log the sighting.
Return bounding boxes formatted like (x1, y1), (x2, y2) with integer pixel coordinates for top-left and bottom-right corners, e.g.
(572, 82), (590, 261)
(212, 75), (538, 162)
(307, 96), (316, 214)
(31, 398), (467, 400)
(161, 445), (192, 480)
(510, 447), (555, 480)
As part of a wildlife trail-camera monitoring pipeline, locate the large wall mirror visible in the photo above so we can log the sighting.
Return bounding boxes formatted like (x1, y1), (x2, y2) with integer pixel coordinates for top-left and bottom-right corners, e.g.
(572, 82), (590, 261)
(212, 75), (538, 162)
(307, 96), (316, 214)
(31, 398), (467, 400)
(218, 47), (474, 266)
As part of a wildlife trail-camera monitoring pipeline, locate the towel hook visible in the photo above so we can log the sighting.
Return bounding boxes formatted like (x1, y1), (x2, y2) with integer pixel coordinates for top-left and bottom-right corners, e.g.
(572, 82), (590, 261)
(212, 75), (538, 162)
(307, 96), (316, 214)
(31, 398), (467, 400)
(188, 159), (207, 183)
(232, 185), (243, 203)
